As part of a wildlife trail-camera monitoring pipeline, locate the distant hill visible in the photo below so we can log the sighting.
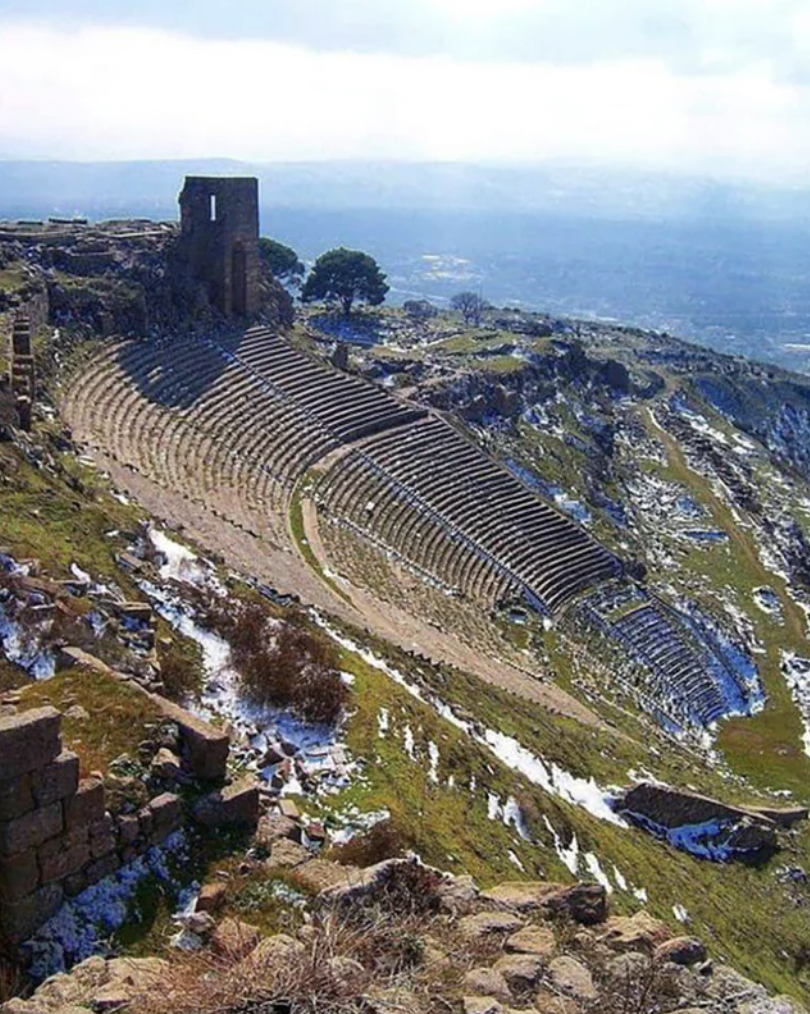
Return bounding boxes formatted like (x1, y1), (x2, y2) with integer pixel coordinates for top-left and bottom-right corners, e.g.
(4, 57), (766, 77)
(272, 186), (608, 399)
(4, 158), (810, 370)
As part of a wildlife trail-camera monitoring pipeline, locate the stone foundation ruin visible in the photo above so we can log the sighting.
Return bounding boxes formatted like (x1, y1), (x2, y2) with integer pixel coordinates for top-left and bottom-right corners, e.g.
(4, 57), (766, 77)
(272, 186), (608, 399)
(9, 313), (34, 431)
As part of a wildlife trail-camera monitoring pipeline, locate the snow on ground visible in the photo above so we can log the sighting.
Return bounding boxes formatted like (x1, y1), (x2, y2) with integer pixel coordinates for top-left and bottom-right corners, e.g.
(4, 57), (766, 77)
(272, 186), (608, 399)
(377, 707), (390, 737)
(584, 852), (613, 894)
(780, 651), (810, 756)
(319, 622), (625, 827)
(403, 724), (416, 760)
(542, 816), (580, 876)
(329, 807), (391, 846)
(753, 587), (782, 618)
(508, 850), (525, 871)
(427, 741), (440, 784)
(673, 904), (689, 923)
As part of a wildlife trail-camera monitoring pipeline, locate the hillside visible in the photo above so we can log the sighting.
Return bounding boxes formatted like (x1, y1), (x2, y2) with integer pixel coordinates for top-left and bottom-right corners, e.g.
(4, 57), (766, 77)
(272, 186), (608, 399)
(2, 223), (810, 1014)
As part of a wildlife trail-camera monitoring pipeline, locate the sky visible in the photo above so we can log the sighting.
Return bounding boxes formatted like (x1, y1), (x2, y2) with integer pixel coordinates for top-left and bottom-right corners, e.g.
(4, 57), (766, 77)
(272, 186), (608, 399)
(1, 0), (810, 181)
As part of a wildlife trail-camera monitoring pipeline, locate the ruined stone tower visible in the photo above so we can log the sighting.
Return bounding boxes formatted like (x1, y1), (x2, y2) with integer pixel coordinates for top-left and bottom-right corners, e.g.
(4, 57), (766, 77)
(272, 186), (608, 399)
(178, 176), (261, 317)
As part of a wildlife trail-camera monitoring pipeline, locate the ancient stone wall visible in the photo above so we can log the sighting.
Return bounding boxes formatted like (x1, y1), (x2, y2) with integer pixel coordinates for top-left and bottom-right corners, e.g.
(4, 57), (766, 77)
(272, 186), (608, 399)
(178, 176), (261, 317)
(0, 708), (182, 946)
(9, 314), (35, 431)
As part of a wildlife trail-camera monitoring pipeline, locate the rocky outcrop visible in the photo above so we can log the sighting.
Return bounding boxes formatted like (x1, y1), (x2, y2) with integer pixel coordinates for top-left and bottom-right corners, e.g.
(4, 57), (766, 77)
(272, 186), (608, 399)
(615, 782), (790, 862)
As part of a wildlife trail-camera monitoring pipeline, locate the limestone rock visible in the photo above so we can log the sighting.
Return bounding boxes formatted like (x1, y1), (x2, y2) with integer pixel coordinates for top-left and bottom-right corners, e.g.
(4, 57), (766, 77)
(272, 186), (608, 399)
(242, 933), (306, 970)
(654, 936), (706, 966)
(541, 883), (608, 925)
(534, 988), (581, 1014)
(210, 917), (260, 959)
(481, 881), (561, 912)
(463, 998), (504, 1014)
(192, 778), (259, 828)
(505, 924), (556, 958)
(292, 858), (361, 894)
(462, 967), (512, 1003)
(493, 953), (546, 992)
(266, 837), (311, 869)
(254, 812), (298, 848)
(459, 911), (525, 940)
(600, 912), (671, 953)
(196, 882), (228, 914)
(547, 956), (598, 1001)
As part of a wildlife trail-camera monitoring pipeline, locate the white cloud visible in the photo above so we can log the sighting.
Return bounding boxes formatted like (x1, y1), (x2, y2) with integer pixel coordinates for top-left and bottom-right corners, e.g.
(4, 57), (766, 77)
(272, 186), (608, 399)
(0, 19), (808, 180)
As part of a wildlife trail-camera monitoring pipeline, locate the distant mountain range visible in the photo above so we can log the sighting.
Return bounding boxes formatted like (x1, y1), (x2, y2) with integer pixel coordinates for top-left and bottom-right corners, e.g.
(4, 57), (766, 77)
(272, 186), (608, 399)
(3, 158), (810, 371)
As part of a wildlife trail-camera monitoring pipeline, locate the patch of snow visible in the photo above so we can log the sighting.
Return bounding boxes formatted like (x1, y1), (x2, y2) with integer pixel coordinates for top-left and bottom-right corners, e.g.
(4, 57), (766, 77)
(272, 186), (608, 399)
(508, 850), (525, 871)
(673, 904), (689, 923)
(427, 741), (440, 784)
(377, 707), (390, 738)
(403, 724), (416, 760)
(329, 807), (391, 846)
(543, 816), (580, 876)
(319, 620), (624, 827)
(612, 865), (628, 891)
(584, 852), (613, 894)
(634, 887), (649, 903)
(781, 651), (810, 756)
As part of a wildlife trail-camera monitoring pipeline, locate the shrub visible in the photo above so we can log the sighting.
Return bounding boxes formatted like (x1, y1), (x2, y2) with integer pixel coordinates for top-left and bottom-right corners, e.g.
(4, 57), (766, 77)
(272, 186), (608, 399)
(188, 589), (348, 725)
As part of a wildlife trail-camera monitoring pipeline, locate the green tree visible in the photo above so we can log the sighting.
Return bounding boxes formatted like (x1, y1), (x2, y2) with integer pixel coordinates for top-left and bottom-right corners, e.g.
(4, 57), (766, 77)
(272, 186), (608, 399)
(301, 247), (389, 316)
(258, 237), (305, 288)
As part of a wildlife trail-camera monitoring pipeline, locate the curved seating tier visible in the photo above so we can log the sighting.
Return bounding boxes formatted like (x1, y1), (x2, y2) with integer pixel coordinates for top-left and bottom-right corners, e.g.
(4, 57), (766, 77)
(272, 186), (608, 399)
(318, 414), (621, 614)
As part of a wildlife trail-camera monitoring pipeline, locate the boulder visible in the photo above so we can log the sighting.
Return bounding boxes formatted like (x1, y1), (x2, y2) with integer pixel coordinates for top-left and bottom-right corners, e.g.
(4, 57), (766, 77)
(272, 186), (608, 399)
(293, 858), (362, 894)
(600, 912), (670, 953)
(654, 936), (706, 966)
(210, 917), (260, 959)
(192, 778), (259, 828)
(462, 968), (512, 1003)
(266, 838), (311, 869)
(547, 956), (598, 1001)
(505, 925), (556, 958)
(196, 882), (228, 914)
(463, 998), (504, 1014)
(481, 881), (561, 912)
(534, 989), (581, 1014)
(240, 933), (305, 971)
(541, 883), (608, 925)
(492, 953), (545, 991)
(150, 748), (182, 781)
(459, 911), (525, 940)
(0, 707), (61, 780)
(255, 812), (299, 847)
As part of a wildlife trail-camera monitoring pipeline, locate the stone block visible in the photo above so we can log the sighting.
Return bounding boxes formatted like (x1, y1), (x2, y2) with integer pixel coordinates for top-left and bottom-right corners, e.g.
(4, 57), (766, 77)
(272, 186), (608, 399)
(149, 792), (182, 830)
(0, 707), (61, 780)
(147, 694), (229, 781)
(64, 777), (106, 829)
(0, 772), (34, 821)
(38, 823), (89, 858)
(0, 800), (63, 855)
(192, 778), (259, 828)
(117, 813), (140, 844)
(0, 882), (64, 944)
(40, 840), (91, 884)
(32, 751), (80, 806)
(0, 848), (40, 900)
(83, 853), (120, 888)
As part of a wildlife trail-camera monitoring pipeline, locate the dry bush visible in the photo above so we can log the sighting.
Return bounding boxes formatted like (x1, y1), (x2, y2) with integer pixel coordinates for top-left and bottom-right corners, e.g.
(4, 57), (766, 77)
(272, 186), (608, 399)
(330, 821), (414, 867)
(158, 648), (202, 702)
(187, 588), (348, 724)
(236, 609), (347, 725)
(139, 915), (375, 1014)
(586, 954), (684, 1014)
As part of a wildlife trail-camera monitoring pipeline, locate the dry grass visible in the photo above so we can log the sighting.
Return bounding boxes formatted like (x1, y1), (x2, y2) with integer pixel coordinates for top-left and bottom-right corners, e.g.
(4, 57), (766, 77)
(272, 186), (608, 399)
(188, 588), (348, 724)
